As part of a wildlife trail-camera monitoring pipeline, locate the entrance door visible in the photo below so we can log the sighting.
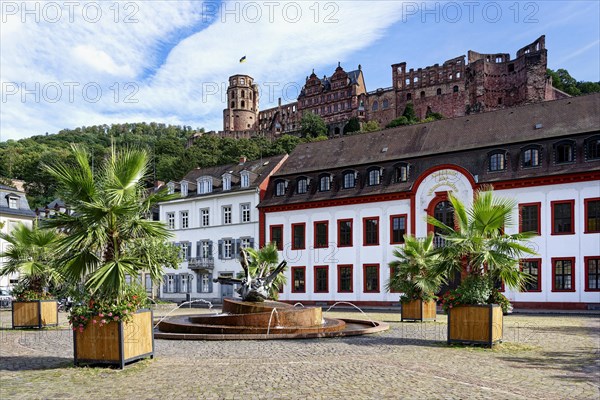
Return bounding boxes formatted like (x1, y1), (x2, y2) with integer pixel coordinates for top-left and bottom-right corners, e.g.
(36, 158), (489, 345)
(431, 199), (461, 293)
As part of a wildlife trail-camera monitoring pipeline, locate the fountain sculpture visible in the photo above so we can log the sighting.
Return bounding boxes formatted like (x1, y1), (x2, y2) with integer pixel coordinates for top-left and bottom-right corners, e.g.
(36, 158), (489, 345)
(155, 249), (389, 340)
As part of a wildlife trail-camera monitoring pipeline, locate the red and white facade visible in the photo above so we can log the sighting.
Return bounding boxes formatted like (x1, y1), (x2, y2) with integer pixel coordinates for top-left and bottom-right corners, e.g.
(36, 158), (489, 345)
(258, 95), (600, 309)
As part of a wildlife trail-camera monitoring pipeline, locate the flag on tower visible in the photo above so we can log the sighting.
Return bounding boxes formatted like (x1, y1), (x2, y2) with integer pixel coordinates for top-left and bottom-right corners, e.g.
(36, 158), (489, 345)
(239, 56), (247, 63)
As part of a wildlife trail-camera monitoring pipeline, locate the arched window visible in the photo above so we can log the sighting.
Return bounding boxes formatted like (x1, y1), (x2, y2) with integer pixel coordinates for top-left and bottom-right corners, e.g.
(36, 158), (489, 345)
(367, 167), (381, 186)
(275, 180), (287, 196)
(406, 93), (412, 101)
(240, 171), (250, 188)
(241, 90), (246, 98)
(489, 151), (506, 172)
(197, 176), (213, 194)
(372, 101), (379, 111)
(296, 177), (308, 194)
(522, 146), (541, 168)
(453, 85), (459, 93)
(319, 174), (331, 192)
(222, 174), (231, 191)
(554, 140), (575, 164)
(382, 99), (389, 109)
(436, 88), (442, 95)
(420, 91), (425, 99)
(394, 163), (409, 182)
(585, 135), (600, 160)
(342, 171), (356, 189)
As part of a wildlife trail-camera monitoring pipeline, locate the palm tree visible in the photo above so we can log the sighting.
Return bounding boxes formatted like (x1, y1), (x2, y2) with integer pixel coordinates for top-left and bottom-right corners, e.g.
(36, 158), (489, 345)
(43, 144), (178, 303)
(0, 223), (61, 296)
(429, 188), (537, 293)
(387, 234), (443, 302)
(244, 243), (287, 300)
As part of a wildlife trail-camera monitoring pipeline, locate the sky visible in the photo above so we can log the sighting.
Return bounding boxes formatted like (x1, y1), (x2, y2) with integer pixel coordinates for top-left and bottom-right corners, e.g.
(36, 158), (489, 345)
(1, 0), (599, 141)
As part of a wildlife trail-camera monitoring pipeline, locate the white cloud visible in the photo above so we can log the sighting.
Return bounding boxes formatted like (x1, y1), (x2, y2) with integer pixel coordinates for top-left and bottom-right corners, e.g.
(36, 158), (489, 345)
(1, 1), (409, 141)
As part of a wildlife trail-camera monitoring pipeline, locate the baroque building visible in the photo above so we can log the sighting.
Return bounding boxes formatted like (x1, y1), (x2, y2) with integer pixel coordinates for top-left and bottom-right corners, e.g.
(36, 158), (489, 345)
(218, 35), (567, 139)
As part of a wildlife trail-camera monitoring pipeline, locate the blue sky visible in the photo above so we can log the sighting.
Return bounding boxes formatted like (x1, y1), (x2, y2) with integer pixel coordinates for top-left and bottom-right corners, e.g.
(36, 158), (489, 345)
(1, 1), (599, 141)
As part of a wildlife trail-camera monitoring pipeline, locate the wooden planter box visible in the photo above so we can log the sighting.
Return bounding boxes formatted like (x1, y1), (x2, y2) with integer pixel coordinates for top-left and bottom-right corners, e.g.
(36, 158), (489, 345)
(73, 309), (154, 369)
(447, 304), (503, 347)
(401, 299), (437, 321)
(12, 300), (58, 329)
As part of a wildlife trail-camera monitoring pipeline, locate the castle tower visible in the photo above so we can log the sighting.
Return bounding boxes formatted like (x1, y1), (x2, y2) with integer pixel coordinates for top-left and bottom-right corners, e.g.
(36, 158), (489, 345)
(223, 74), (259, 131)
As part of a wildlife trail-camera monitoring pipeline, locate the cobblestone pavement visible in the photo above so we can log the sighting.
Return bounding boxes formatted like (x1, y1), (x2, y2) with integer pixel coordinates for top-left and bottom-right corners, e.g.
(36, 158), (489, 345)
(0, 308), (598, 400)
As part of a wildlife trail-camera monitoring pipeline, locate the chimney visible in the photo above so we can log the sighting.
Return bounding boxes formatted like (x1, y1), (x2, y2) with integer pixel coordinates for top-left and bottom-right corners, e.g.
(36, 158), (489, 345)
(239, 156), (247, 165)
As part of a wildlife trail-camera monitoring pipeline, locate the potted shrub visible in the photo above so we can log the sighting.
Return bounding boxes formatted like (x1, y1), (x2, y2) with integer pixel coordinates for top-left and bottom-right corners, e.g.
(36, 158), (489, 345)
(44, 144), (179, 368)
(0, 224), (60, 328)
(387, 234), (442, 322)
(431, 189), (536, 346)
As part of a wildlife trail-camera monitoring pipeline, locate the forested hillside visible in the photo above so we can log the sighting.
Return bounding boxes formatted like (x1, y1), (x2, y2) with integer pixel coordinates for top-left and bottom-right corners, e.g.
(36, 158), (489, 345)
(0, 123), (305, 208)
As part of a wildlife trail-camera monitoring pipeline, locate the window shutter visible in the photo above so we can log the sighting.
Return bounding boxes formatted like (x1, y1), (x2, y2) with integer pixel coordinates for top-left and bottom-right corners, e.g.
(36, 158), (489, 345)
(175, 275), (181, 293)
(186, 244), (192, 260)
(196, 241), (201, 258)
(196, 273), (202, 293)
(249, 238), (255, 249)
(163, 275), (168, 294)
(208, 273), (213, 293)
(218, 240), (223, 259)
(187, 275), (192, 293)
(208, 241), (213, 259)
(234, 239), (240, 259)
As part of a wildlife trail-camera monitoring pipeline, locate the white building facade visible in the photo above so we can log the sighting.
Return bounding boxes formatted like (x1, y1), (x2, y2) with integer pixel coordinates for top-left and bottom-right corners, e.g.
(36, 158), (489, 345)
(158, 155), (287, 303)
(258, 95), (600, 309)
(0, 183), (36, 289)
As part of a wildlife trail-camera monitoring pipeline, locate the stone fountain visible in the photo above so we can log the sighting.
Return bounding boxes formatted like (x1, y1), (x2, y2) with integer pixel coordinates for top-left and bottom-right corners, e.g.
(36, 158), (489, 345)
(155, 249), (388, 340)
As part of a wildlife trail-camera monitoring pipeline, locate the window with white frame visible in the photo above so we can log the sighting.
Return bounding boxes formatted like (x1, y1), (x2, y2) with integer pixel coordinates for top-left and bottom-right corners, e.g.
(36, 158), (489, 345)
(8, 197), (17, 209)
(224, 239), (233, 258)
(201, 274), (210, 292)
(167, 275), (175, 293)
(201, 240), (211, 258)
(145, 274), (152, 292)
(167, 183), (175, 194)
(223, 174), (232, 191)
(223, 206), (232, 224)
(180, 274), (188, 293)
(181, 211), (189, 229)
(241, 237), (252, 249)
(167, 212), (175, 229)
(181, 181), (188, 197)
(241, 203), (251, 223)
(198, 177), (213, 194)
(200, 208), (210, 227)
(180, 242), (189, 260)
(240, 172), (250, 188)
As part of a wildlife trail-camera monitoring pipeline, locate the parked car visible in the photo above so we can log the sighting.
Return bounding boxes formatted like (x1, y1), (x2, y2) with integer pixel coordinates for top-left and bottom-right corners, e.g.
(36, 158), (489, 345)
(0, 288), (14, 308)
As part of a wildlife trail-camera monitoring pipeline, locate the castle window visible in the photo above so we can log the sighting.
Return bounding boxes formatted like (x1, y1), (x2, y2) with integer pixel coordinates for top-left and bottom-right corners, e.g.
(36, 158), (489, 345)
(453, 85), (459, 93)
(489, 151), (506, 172)
(249, 91), (252, 99)
(498, 97), (503, 105)
(554, 140), (575, 164)
(342, 171), (356, 189)
(394, 163), (409, 182)
(240, 78), (245, 85)
(296, 177), (308, 194)
(522, 146), (541, 168)
(372, 101), (379, 111)
(420, 91), (425, 99)
(275, 180), (287, 197)
(585, 135), (600, 160)
(367, 167), (382, 186)
(405, 78), (410, 86)
(456, 72), (461, 79)
(241, 90), (245, 98)
(436, 88), (442, 95)
(241, 100), (245, 108)
(382, 99), (389, 109)
(406, 93), (412, 100)
(508, 64), (515, 73)
(319, 174), (331, 192)
(231, 101), (234, 108)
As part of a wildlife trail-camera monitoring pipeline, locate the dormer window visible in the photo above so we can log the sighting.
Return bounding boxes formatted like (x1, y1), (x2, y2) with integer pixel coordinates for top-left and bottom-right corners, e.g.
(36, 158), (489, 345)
(222, 174), (232, 191)
(342, 170), (357, 189)
(297, 177), (309, 194)
(367, 167), (382, 186)
(585, 135), (600, 161)
(181, 181), (188, 197)
(240, 171), (250, 188)
(488, 150), (507, 172)
(275, 180), (287, 197)
(167, 182), (175, 195)
(395, 163), (409, 182)
(319, 174), (331, 192)
(554, 140), (575, 164)
(197, 176), (213, 194)
(7, 195), (18, 209)
(522, 146), (541, 168)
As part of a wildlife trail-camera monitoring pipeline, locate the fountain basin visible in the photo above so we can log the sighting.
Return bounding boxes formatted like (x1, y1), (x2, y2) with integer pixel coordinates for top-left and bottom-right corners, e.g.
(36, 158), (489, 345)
(155, 299), (389, 340)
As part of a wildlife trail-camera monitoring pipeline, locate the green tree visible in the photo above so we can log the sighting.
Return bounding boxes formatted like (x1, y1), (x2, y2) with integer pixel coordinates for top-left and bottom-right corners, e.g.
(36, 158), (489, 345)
(0, 223), (62, 296)
(300, 112), (328, 138)
(43, 144), (180, 302)
(387, 234), (443, 302)
(361, 120), (380, 132)
(430, 189), (537, 295)
(343, 117), (361, 134)
(386, 116), (410, 128)
(402, 102), (418, 123)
